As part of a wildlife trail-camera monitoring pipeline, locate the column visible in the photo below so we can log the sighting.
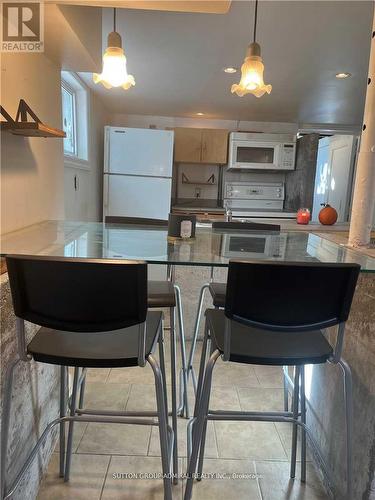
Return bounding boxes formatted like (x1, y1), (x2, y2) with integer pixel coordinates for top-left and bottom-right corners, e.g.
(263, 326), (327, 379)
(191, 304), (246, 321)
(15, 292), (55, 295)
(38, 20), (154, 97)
(348, 14), (375, 247)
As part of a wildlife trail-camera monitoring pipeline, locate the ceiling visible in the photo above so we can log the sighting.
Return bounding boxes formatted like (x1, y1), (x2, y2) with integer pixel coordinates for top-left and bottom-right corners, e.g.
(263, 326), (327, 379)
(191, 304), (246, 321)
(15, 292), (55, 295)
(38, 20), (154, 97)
(79, 1), (374, 125)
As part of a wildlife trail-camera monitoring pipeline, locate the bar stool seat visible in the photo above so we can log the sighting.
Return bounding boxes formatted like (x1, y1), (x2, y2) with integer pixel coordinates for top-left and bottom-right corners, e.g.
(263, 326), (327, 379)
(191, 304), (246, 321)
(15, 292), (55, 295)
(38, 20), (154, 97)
(208, 283), (226, 308)
(148, 281), (176, 308)
(28, 311), (162, 368)
(206, 309), (333, 366)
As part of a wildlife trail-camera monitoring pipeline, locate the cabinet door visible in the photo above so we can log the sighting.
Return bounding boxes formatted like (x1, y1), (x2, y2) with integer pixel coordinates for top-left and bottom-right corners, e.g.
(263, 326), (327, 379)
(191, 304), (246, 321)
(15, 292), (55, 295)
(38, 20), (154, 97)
(201, 129), (229, 164)
(174, 128), (202, 163)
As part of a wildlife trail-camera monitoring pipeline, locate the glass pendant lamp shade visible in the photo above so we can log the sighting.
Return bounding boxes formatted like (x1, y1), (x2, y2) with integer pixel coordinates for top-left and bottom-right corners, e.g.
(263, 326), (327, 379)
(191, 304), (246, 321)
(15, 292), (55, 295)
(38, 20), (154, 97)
(231, 0), (272, 98)
(93, 12), (135, 90)
(231, 42), (272, 98)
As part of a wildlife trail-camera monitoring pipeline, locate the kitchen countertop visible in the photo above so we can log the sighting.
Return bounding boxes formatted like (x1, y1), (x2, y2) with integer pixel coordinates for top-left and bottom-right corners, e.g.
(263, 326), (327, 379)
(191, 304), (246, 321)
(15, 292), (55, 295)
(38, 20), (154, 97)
(195, 219), (375, 258)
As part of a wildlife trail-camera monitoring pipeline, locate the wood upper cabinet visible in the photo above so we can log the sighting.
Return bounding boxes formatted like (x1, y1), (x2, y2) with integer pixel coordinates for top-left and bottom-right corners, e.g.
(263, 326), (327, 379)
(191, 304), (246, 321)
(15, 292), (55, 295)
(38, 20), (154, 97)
(173, 127), (228, 164)
(201, 129), (229, 164)
(173, 128), (202, 163)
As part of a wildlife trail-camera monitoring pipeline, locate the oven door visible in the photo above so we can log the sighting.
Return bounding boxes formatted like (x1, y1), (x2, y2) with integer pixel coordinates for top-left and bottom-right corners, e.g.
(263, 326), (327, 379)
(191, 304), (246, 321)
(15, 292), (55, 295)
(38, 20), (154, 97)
(229, 140), (282, 170)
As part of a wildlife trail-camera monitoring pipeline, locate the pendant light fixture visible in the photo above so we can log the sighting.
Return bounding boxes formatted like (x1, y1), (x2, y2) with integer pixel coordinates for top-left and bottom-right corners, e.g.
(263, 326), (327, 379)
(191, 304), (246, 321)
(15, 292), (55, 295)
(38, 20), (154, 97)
(93, 8), (135, 90)
(231, 0), (272, 98)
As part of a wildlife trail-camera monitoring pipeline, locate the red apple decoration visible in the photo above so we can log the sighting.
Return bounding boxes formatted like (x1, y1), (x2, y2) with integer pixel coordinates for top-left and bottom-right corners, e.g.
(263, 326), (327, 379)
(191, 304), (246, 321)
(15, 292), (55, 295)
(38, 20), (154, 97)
(318, 203), (338, 225)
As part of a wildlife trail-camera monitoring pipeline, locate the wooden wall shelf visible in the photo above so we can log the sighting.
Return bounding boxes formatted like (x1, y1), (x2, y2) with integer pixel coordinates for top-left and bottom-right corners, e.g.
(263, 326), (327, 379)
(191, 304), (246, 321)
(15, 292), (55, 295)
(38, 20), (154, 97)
(0, 122), (66, 138)
(0, 100), (66, 139)
(181, 173), (217, 185)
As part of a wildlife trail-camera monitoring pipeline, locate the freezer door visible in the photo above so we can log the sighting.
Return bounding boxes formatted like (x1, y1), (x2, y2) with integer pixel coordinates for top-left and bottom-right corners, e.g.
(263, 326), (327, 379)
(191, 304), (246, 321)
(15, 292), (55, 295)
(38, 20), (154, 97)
(105, 174), (172, 220)
(105, 127), (174, 177)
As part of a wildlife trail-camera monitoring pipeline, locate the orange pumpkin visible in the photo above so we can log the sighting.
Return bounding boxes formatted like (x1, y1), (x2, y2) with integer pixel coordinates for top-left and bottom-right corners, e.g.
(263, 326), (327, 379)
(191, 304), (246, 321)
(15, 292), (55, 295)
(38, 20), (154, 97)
(318, 204), (338, 225)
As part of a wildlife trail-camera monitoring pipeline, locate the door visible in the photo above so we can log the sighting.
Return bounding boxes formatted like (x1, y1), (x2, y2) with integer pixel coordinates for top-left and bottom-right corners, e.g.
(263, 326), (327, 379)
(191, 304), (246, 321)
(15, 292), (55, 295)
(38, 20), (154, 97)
(328, 135), (355, 222)
(106, 127), (173, 177)
(312, 135), (355, 222)
(312, 137), (330, 221)
(173, 128), (202, 163)
(201, 129), (228, 164)
(105, 174), (172, 220)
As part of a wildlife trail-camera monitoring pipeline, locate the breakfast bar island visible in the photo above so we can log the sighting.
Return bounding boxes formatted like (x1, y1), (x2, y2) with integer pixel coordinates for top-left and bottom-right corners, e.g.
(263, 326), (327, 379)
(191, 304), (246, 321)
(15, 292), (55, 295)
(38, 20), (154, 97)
(1, 220), (374, 499)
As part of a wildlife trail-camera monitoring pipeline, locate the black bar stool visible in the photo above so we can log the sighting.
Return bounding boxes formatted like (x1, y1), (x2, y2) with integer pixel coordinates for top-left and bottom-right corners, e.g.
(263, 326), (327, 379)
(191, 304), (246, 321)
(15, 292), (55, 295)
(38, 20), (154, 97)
(185, 260), (360, 500)
(104, 216), (190, 481)
(187, 221), (282, 396)
(1, 256), (173, 500)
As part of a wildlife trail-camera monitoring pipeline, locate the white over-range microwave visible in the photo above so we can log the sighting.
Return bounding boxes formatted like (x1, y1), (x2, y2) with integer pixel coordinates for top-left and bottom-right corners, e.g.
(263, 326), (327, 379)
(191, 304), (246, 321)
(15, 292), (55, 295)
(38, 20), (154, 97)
(228, 132), (297, 171)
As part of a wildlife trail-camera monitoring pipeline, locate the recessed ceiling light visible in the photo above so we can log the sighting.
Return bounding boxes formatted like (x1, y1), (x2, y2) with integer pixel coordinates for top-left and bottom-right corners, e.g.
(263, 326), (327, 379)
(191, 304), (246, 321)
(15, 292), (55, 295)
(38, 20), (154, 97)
(335, 72), (351, 79)
(196, 112), (204, 116)
(223, 67), (237, 74)
(223, 66), (237, 74)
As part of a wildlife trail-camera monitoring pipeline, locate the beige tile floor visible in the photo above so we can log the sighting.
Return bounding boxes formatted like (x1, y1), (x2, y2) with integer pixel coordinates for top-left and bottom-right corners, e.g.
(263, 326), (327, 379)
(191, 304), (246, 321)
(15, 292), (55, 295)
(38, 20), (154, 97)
(38, 340), (329, 500)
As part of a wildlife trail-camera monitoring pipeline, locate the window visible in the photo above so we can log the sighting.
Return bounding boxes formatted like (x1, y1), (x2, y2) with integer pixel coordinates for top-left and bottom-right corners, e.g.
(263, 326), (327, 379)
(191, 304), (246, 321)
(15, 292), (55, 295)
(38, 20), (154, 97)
(61, 71), (89, 166)
(62, 82), (77, 156)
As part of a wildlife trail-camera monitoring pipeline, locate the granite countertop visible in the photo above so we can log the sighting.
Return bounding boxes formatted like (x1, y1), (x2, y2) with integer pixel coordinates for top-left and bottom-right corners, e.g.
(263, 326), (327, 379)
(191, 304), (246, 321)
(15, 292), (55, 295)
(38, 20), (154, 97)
(196, 219), (375, 259)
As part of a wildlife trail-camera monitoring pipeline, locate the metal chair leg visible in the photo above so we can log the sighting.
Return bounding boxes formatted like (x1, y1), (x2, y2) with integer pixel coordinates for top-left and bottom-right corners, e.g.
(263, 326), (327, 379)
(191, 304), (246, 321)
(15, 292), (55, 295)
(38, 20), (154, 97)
(78, 369), (87, 410)
(59, 366), (67, 478)
(148, 354), (173, 500)
(174, 285), (189, 418)
(187, 284), (209, 393)
(169, 307), (178, 485)
(290, 365), (301, 479)
(338, 359), (353, 500)
(283, 366), (289, 411)
(196, 335), (215, 479)
(158, 321), (169, 422)
(193, 320), (210, 417)
(186, 321), (210, 461)
(0, 359), (20, 499)
(185, 349), (220, 500)
(300, 365), (307, 482)
(64, 367), (80, 482)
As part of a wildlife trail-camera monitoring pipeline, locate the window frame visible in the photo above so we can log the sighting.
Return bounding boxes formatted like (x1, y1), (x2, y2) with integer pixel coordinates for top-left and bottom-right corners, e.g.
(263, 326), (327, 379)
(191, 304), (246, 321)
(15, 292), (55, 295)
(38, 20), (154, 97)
(62, 80), (78, 158)
(61, 71), (90, 170)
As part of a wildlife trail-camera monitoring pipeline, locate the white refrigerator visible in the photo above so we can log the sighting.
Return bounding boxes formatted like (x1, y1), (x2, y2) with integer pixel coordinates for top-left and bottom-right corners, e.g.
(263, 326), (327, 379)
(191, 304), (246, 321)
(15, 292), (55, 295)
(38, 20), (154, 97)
(103, 126), (174, 221)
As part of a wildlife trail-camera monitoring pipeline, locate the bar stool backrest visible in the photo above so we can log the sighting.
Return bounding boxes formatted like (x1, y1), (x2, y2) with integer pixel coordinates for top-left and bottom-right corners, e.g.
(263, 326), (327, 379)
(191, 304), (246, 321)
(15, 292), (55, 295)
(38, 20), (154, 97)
(212, 221), (280, 232)
(225, 260), (360, 331)
(6, 255), (148, 333)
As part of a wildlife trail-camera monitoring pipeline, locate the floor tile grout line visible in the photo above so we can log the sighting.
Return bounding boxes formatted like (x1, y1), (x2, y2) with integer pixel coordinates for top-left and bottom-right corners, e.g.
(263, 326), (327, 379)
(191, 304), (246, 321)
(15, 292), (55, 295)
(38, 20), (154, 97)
(99, 454), (112, 500)
(74, 422), (89, 454)
(69, 449), (294, 462)
(253, 460), (264, 500)
(273, 420), (291, 461)
(212, 418), (220, 460)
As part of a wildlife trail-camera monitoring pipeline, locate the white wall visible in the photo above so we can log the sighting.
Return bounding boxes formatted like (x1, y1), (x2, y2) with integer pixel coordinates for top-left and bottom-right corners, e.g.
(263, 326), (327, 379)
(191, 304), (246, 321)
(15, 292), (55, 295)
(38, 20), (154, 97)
(110, 113), (298, 134)
(64, 85), (108, 222)
(1, 53), (65, 234)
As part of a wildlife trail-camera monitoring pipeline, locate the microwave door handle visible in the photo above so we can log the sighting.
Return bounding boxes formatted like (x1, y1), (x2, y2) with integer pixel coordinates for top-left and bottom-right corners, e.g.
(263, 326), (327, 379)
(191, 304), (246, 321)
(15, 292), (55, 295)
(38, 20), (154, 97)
(273, 144), (282, 167)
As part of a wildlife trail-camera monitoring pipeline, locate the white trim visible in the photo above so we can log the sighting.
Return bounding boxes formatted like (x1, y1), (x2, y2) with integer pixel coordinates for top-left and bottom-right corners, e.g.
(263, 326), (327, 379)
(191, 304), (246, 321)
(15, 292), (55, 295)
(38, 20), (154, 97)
(61, 71), (90, 167)
(64, 156), (91, 171)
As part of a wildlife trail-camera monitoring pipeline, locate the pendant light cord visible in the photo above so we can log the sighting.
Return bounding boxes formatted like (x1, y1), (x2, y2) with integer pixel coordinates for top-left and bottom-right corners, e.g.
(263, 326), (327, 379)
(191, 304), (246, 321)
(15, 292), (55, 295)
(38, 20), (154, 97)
(253, 0), (258, 43)
(113, 7), (116, 32)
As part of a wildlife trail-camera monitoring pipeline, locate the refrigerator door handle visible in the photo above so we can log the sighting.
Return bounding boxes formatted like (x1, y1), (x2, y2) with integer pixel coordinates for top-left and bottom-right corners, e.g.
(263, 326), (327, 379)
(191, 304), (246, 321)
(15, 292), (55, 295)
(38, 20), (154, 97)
(103, 174), (109, 219)
(104, 127), (111, 173)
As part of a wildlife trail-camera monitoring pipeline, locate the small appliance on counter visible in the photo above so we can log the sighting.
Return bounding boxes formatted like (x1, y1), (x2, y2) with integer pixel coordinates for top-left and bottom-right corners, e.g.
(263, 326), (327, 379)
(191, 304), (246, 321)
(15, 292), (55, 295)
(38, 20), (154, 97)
(168, 213), (196, 240)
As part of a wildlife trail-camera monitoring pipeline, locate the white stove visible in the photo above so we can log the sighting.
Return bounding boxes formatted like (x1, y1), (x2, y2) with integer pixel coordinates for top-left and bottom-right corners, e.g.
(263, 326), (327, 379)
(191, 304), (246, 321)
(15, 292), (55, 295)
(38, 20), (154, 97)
(224, 181), (296, 219)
